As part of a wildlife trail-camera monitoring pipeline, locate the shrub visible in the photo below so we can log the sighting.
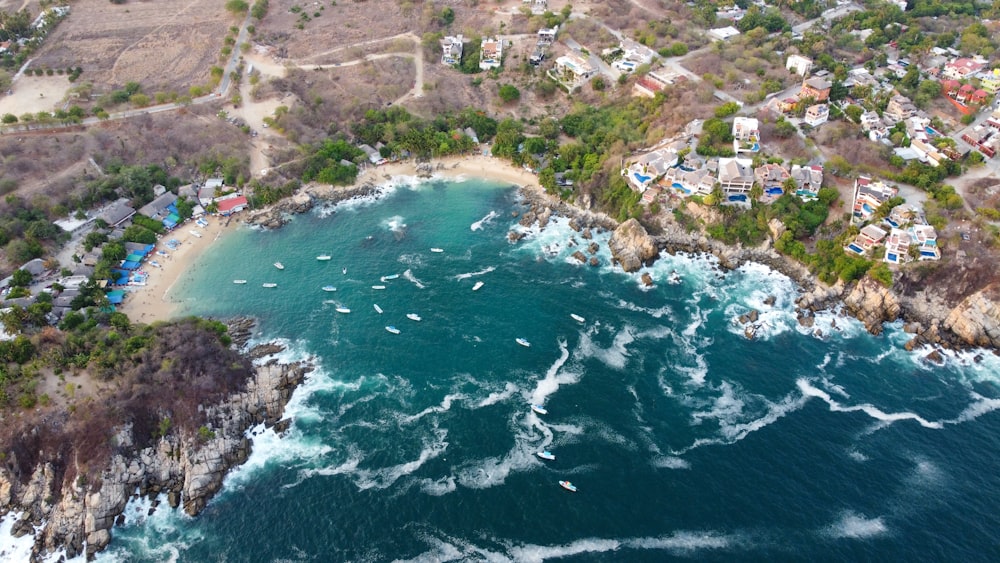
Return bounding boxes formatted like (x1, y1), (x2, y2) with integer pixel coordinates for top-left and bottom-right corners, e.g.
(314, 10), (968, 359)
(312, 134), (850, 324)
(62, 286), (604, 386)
(498, 84), (520, 103)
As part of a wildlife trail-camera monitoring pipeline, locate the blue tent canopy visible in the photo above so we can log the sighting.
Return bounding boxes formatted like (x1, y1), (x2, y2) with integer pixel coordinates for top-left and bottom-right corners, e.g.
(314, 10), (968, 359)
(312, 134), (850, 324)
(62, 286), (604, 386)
(122, 260), (141, 270)
(106, 290), (125, 304)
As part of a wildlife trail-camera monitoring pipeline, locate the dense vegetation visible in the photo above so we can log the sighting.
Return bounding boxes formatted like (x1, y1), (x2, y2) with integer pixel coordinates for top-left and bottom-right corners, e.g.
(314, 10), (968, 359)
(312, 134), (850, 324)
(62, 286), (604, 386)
(0, 316), (252, 484)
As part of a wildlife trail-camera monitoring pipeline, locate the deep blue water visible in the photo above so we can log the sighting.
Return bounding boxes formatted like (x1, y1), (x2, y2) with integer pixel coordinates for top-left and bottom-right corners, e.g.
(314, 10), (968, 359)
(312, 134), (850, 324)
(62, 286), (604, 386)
(93, 178), (1000, 562)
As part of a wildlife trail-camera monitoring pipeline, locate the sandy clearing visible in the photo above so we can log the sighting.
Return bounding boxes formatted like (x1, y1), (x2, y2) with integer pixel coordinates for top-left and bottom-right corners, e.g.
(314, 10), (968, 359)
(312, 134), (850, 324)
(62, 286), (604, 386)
(0, 75), (74, 116)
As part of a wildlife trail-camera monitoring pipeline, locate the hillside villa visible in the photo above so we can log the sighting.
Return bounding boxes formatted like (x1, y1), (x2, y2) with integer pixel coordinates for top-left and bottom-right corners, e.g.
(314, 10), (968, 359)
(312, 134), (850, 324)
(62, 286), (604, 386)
(732, 117), (760, 154)
(440, 35), (464, 66)
(479, 38), (503, 70)
(549, 54), (595, 90)
(852, 176), (897, 223)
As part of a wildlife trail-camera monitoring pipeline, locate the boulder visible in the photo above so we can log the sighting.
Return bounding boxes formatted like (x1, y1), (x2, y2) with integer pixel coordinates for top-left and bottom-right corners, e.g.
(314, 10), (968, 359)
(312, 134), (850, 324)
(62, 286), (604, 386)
(581, 228), (592, 240)
(843, 275), (901, 335)
(924, 349), (945, 365)
(589, 257), (600, 267)
(608, 219), (658, 273)
(641, 273), (654, 287)
(571, 251), (587, 264)
(507, 231), (526, 243)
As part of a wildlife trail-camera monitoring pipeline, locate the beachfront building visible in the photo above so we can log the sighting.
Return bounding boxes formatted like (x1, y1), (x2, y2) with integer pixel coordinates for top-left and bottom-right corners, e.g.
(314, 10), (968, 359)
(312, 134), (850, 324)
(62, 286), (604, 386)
(98, 199), (137, 229)
(549, 54), (595, 90)
(138, 192), (180, 229)
(479, 38), (503, 70)
(852, 176), (897, 223)
(790, 164), (824, 198)
(717, 157), (754, 197)
(358, 144), (386, 165)
(440, 35), (464, 66)
(216, 195), (248, 216)
(624, 149), (678, 192)
(845, 224), (888, 256)
(732, 117), (760, 154)
(786, 54), (812, 77)
(910, 224), (940, 261)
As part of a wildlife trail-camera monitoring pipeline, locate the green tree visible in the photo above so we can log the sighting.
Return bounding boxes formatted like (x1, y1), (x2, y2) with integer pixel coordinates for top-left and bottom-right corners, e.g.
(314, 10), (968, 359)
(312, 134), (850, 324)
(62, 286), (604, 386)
(498, 84), (520, 103)
(1, 113), (16, 124)
(225, 0), (249, 14)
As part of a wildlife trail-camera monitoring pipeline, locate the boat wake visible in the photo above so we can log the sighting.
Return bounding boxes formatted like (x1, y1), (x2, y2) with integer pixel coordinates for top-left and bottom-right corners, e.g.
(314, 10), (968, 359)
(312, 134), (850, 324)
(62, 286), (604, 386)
(403, 269), (426, 289)
(453, 266), (496, 280)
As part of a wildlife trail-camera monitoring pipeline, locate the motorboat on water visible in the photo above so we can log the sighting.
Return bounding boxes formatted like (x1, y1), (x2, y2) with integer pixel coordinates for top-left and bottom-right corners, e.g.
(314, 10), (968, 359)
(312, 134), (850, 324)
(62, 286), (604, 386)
(537, 451), (555, 461)
(336, 307), (351, 314)
(380, 274), (400, 281)
(322, 285), (337, 292)
(570, 314), (585, 323)
(559, 481), (577, 492)
(316, 255), (332, 261)
(385, 326), (400, 334)
(262, 283), (277, 288)
(343, 267), (348, 275)
(430, 248), (444, 253)
(233, 279), (247, 284)
(373, 304), (383, 314)
(406, 313), (422, 322)
(531, 404), (547, 415)
(274, 262), (284, 270)
(516, 338), (531, 348)
(472, 281), (484, 291)
(371, 285), (386, 290)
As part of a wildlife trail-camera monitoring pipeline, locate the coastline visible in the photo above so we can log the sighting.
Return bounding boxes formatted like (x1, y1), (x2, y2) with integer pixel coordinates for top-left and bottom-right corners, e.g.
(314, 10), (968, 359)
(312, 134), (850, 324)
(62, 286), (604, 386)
(118, 215), (239, 324)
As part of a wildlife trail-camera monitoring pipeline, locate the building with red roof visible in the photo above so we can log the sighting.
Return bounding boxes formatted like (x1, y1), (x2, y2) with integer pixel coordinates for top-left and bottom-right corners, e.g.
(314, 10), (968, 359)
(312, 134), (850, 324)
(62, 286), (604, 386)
(216, 195), (248, 216)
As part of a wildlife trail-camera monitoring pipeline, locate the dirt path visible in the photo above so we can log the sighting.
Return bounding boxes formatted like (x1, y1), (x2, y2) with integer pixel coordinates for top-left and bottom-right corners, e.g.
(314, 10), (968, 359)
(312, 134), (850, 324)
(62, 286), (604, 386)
(300, 31), (415, 61)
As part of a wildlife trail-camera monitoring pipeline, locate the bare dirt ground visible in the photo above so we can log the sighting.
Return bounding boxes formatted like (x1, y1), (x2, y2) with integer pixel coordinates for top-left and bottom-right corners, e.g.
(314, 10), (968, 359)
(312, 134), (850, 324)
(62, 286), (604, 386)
(30, 0), (234, 93)
(0, 75), (74, 115)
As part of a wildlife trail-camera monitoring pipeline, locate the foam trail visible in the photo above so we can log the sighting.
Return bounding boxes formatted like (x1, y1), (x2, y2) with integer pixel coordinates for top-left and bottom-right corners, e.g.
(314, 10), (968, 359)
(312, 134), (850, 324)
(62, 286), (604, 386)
(453, 266), (496, 280)
(353, 428), (449, 490)
(797, 379), (944, 429)
(403, 269), (426, 289)
(528, 340), (576, 406)
(476, 382), (519, 408)
(577, 325), (634, 370)
(675, 390), (808, 454)
(508, 531), (736, 561)
(398, 393), (465, 424)
(822, 511), (888, 539)
(944, 392), (1000, 424)
(470, 210), (500, 231)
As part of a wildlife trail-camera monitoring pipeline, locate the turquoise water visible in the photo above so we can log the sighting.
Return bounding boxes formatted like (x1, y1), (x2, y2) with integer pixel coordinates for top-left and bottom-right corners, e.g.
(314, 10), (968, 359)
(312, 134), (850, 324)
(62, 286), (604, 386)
(98, 178), (1000, 561)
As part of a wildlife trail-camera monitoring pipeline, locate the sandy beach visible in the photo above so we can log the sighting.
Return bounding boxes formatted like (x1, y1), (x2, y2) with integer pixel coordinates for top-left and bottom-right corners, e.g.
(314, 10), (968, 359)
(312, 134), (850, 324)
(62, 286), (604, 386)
(123, 154), (538, 324)
(117, 216), (239, 324)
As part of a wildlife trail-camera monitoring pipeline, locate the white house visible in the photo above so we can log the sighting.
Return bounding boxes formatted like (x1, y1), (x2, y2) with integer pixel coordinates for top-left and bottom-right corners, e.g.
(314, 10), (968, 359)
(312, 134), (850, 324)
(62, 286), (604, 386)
(803, 104), (829, 127)
(707, 26), (740, 42)
(440, 35), (464, 66)
(624, 149), (678, 192)
(732, 117), (760, 154)
(786, 54), (812, 77)
(479, 37), (503, 70)
(550, 54), (595, 89)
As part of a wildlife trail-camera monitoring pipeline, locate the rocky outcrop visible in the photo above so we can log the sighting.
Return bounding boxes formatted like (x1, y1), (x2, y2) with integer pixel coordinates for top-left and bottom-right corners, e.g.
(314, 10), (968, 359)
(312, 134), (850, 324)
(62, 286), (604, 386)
(0, 323), (311, 561)
(943, 283), (1000, 348)
(843, 275), (900, 335)
(244, 182), (382, 228)
(608, 219), (658, 273)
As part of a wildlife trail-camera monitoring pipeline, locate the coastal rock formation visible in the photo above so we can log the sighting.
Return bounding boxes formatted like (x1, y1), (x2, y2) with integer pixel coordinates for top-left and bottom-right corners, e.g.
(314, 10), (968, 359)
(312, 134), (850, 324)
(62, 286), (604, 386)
(0, 325), (311, 560)
(844, 276), (900, 335)
(244, 182), (382, 229)
(943, 283), (1000, 348)
(608, 219), (658, 273)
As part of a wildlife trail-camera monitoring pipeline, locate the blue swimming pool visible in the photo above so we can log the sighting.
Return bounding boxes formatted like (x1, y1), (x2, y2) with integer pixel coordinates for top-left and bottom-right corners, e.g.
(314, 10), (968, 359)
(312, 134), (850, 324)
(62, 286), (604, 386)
(766, 187), (783, 195)
(887, 252), (899, 262)
(728, 194), (747, 202)
(633, 172), (652, 184)
(847, 243), (864, 254)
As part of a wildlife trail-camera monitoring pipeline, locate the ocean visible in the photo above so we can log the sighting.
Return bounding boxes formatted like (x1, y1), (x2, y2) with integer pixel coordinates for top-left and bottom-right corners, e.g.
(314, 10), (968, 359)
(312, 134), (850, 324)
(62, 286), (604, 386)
(81, 177), (1000, 561)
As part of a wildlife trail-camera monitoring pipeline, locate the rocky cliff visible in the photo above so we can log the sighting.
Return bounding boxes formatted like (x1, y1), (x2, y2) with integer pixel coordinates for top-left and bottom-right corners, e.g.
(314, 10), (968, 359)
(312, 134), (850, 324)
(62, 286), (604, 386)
(245, 181), (382, 229)
(943, 283), (1000, 349)
(0, 330), (311, 561)
(843, 275), (901, 335)
(608, 219), (659, 273)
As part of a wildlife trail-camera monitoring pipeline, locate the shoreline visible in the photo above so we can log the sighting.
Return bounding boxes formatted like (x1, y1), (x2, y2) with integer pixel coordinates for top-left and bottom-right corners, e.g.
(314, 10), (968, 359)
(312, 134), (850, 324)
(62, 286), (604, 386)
(117, 215), (239, 324)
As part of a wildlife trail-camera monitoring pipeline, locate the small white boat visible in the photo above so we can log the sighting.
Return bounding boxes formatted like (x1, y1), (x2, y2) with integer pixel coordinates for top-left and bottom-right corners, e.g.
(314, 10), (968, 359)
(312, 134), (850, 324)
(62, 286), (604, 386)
(233, 279), (247, 284)
(322, 285), (337, 292)
(316, 255), (332, 261)
(274, 262), (284, 270)
(189, 230), (203, 238)
(472, 281), (484, 291)
(385, 325), (400, 334)
(516, 338), (531, 348)
(537, 451), (555, 461)
(406, 313), (422, 322)
(371, 285), (386, 290)
(336, 307), (351, 314)
(570, 314), (585, 323)
(531, 404), (547, 415)
(373, 304), (383, 314)
(262, 283), (277, 288)
(342, 267), (348, 275)
(430, 248), (444, 253)
(559, 480), (578, 493)
(381, 274), (400, 281)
